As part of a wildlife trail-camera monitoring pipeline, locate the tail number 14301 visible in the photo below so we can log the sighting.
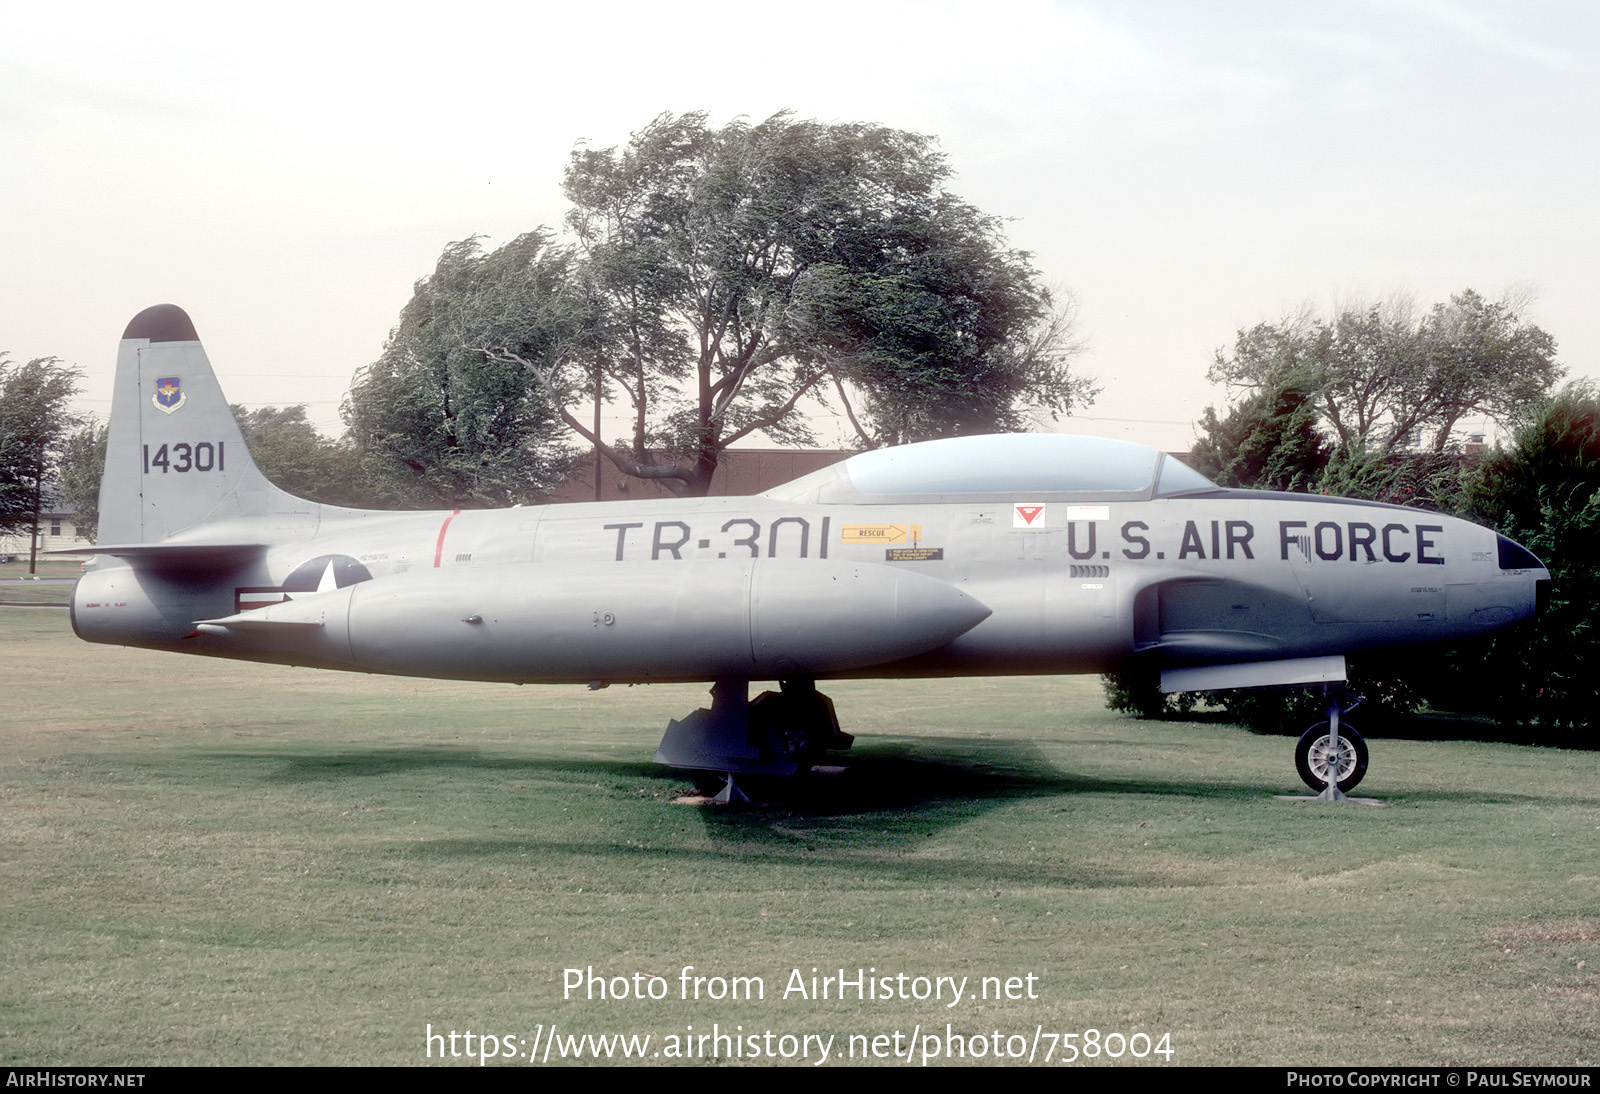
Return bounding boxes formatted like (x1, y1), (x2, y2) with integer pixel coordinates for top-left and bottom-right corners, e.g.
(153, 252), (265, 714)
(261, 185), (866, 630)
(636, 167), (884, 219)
(143, 442), (226, 474)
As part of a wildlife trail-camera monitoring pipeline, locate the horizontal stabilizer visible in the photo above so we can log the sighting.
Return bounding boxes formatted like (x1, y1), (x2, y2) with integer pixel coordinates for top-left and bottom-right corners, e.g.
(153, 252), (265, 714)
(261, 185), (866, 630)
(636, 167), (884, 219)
(54, 543), (266, 569)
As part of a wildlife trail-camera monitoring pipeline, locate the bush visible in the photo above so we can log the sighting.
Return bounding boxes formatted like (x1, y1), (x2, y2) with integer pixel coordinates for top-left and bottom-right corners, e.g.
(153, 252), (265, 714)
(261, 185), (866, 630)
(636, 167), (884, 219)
(1103, 659), (1425, 736)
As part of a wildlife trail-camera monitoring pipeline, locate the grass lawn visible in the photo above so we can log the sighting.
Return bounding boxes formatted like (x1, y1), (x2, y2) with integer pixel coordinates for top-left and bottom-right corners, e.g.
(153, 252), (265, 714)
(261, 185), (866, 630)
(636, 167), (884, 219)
(2, 607), (1595, 1066)
(0, 559), (85, 580)
(0, 584), (73, 605)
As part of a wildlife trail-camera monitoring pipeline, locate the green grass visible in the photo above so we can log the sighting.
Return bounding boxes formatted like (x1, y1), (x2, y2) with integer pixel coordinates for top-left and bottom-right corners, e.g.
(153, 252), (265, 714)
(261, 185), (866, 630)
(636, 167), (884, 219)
(2, 608), (1596, 1066)
(0, 559), (79, 604)
(0, 584), (71, 605)
(0, 559), (84, 579)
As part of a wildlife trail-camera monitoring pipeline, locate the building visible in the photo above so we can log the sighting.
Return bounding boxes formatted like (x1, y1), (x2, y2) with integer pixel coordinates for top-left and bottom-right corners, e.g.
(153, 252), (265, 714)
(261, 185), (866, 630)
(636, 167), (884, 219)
(0, 498), (92, 563)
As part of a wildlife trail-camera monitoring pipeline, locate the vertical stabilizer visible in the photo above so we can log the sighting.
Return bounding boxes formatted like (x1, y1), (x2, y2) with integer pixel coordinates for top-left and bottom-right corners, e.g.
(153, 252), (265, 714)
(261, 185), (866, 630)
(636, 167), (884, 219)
(98, 304), (306, 545)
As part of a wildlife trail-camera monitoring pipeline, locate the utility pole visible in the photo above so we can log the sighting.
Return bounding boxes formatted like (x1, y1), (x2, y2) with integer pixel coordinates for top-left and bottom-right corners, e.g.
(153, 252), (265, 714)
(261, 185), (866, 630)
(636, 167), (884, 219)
(593, 368), (603, 503)
(27, 470), (41, 574)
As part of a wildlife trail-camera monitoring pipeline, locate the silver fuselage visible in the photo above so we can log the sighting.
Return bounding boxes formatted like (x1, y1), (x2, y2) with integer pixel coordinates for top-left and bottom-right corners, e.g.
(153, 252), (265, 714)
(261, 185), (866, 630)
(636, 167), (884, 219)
(73, 485), (1543, 686)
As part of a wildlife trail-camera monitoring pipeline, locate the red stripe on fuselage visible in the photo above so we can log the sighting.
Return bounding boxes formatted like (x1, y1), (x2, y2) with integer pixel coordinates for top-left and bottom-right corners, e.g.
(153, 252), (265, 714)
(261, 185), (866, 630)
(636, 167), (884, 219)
(433, 510), (461, 567)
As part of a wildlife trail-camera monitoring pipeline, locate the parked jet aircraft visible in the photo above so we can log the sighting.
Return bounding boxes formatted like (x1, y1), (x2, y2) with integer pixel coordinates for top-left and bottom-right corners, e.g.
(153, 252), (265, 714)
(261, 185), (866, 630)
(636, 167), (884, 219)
(69, 305), (1549, 799)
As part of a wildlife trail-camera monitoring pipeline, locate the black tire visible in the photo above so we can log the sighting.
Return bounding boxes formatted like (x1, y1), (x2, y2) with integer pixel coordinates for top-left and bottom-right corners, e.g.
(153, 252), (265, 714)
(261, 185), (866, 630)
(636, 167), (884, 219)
(1295, 720), (1368, 794)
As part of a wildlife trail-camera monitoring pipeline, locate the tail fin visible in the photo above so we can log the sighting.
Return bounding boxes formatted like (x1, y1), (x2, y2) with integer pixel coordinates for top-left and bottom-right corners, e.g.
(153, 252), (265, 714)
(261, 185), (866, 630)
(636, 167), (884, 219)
(98, 304), (310, 546)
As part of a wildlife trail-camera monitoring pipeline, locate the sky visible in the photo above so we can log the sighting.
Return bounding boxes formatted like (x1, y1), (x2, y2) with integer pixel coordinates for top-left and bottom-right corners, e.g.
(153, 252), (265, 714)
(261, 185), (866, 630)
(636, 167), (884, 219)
(2, 0), (1595, 455)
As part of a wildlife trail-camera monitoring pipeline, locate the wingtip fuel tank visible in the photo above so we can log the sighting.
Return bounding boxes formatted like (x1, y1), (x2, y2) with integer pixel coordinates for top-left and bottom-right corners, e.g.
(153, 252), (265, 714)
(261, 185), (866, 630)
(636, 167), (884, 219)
(185, 559), (992, 683)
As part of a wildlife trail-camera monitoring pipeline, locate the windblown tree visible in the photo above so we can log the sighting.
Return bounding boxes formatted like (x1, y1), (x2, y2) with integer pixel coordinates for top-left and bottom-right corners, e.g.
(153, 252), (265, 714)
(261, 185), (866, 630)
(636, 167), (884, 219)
(231, 405), (371, 507)
(1188, 369), (1328, 492)
(344, 235), (580, 507)
(56, 421), (107, 541)
(0, 355), (79, 565)
(476, 111), (1090, 496)
(1209, 290), (1561, 454)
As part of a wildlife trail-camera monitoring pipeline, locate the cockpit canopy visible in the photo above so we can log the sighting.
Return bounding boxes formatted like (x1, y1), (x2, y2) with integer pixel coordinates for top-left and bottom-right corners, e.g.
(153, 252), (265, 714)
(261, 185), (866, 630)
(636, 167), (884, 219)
(763, 433), (1217, 504)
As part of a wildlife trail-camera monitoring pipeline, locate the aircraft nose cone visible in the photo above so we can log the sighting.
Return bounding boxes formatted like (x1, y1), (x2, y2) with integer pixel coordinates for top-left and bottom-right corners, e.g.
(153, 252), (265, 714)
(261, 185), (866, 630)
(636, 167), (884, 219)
(1437, 531), (1549, 631)
(1495, 533), (1546, 573)
(1494, 532), (1551, 617)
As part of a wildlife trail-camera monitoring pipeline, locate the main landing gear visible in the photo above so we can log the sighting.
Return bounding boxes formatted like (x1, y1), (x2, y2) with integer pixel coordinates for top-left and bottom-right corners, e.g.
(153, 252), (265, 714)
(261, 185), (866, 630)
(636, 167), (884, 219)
(653, 677), (854, 803)
(1294, 686), (1368, 797)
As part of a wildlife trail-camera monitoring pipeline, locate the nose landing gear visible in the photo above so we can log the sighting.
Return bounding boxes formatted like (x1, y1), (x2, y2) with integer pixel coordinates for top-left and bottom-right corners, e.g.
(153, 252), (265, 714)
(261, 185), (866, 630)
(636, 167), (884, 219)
(1295, 688), (1368, 797)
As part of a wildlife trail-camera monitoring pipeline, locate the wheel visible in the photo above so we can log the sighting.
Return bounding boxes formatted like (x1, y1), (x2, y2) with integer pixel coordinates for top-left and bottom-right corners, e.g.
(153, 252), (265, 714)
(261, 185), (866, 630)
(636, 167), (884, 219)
(748, 683), (848, 763)
(1295, 720), (1368, 794)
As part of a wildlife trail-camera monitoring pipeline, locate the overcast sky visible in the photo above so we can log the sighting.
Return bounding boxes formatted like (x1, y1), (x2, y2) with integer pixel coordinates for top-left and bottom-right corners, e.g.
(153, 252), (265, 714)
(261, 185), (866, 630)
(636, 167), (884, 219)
(3, 0), (1594, 454)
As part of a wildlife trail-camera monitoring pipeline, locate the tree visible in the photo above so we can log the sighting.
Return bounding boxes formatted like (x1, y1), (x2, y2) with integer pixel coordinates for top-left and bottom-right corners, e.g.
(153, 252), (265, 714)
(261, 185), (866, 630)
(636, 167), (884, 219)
(1209, 290), (1562, 454)
(1312, 443), (1467, 512)
(232, 405), (371, 507)
(478, 111), (1089, 496)
(1189, 369), (1328, 491)
(1450, 385), (1600, 738)
(1121, 291), (1563, 732)
(56, 421), (107, 542)
(0, 355), (79, 566)
(344, 235), (580, 508)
